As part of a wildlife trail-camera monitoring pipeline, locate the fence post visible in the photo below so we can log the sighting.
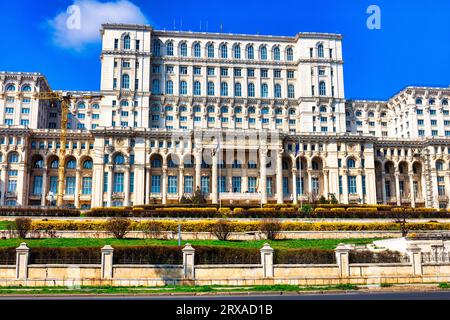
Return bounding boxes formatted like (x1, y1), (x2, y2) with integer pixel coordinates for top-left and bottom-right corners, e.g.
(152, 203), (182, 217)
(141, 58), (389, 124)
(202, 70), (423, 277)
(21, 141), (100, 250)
(182, 243), (195, 279)
(406, 244), (422, 276)
(335, 243), (351, 278)
(101, 245), (114, 279)
(260, 243), (274, 278)
(16, 242), (29, 280)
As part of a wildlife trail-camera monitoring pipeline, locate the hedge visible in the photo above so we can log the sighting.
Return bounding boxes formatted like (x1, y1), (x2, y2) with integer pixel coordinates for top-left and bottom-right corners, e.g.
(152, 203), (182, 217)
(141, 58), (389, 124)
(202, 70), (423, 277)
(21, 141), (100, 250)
(28, 247), (101, 264)
(0, 207), (80, 217)
(113, 246), (182, 264)
(274, 248), (336, 264)
(0, 248), (17, 265)
(349, 250), (404, 263)
(29, 220), (450, 232)
(194, 247), (260, 264)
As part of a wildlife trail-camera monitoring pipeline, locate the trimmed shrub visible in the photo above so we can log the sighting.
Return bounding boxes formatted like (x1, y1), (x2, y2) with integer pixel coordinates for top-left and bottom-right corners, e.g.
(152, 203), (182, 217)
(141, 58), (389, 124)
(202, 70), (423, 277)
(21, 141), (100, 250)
(113, 246), (182, 264)
(0, 207), (80, 217)
(105, 218), (131, 239)
(330, 208), (346, 212)
(28, 247), (101, 264)
(218, 208), (231, 215)
(0, 248), (17, 265)
(194, 246), (260, 264)
(13, 218), (32, 239)
(349, 250), (404, 263)
(274, 249), (336, 264)
(259, 219), (282, 240)
(141, 220), (163, 239)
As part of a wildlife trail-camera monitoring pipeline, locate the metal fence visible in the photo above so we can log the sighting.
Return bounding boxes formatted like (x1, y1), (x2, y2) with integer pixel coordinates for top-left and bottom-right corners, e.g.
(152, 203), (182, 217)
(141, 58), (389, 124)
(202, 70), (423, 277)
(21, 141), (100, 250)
(421, 252), (450, 264)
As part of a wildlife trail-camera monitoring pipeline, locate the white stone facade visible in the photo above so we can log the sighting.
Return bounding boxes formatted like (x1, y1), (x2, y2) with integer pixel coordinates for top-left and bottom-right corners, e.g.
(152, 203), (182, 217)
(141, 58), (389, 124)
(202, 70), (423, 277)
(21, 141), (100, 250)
(0, 23), (449, 209)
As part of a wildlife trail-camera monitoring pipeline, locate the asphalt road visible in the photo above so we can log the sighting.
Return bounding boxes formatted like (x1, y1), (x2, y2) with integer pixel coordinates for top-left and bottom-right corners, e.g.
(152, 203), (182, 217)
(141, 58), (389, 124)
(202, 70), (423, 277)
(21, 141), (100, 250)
(3, 290), (450, 300)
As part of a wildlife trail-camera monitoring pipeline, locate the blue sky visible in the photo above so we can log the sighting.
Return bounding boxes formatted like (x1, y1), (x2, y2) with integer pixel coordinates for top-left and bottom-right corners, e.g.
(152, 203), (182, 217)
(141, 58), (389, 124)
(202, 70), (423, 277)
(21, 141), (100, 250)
(1, 0), (449, 100)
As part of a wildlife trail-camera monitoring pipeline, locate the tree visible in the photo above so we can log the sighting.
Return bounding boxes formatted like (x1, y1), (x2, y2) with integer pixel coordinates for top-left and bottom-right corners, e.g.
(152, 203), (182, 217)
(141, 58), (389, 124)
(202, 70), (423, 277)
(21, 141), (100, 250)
(180, 186), (206, 205)
(259, 219), (282, 240)
(211, 219), (232, 241)
(13, 218), (32, 239)
(105, 217), (131, 239)
(329, 193), (338, 204)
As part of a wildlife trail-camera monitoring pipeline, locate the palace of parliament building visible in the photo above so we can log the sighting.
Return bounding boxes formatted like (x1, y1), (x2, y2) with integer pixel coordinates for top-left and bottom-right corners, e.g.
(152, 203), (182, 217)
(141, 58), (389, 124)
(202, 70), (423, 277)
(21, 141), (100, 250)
(0, 23), (449, 209)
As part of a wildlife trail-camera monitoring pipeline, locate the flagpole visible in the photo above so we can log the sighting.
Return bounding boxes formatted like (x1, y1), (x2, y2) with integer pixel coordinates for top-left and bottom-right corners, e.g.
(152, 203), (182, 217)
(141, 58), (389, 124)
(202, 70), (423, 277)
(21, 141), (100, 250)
(299, 137), (303, 208)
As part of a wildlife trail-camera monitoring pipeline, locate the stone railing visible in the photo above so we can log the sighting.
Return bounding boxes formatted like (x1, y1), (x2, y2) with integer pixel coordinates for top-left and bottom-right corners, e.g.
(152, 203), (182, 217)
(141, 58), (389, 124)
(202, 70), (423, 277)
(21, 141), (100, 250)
(0, 242), (448, 287)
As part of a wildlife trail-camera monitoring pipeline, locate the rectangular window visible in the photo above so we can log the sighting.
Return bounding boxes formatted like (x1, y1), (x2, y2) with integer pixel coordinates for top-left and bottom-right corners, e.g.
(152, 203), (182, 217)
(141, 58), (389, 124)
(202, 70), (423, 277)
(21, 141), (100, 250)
(220, 68), (228, 76)
(232, 176), (241, 192)
(267, 177), (273, 195)
(338, 176), (343, 195)
(7, 180), (17, 193)
(33, 176), (43, 195)
(347, 176), (357, 194)
(247, 69), (255, 77)
(65, 176), (76, 195)
(184, 176), (194, 194)
(194, 67), (201, 75)
(283, 176), (289, 195)
(151, 175), (161, 193)
(130, 172), (134, 193)
(113, 173), (124, 193)
(218, 176), (226, 192)
(248, 177), (257, 193)
(287, 70), (295, 79)
(362, 175), (366, 195)
(207, 67), (215, 76)
(261, 69), (268, 78)
(201, 176), (210, 194)
(82, 177), (92, 195)
(168, 176), (178, 194)
(50, 176), (58, 193)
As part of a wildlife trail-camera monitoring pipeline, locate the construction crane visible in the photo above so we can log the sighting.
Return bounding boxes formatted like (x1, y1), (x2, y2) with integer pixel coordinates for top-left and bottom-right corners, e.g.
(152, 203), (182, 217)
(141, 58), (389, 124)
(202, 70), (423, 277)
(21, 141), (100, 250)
(33, 92), (103, 207)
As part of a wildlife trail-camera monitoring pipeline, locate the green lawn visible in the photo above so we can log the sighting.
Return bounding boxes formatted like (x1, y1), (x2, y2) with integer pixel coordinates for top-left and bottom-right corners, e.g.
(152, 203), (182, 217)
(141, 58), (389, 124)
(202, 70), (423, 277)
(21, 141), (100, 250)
(0, 221), (11, 230)
(0, 284), (359, 295)
(0, 238), (380, 249)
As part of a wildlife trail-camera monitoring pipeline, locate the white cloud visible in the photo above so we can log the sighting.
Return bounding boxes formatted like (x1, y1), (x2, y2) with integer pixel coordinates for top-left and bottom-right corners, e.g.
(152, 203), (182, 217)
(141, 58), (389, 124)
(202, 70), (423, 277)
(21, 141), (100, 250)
(48, 0), (148, 50)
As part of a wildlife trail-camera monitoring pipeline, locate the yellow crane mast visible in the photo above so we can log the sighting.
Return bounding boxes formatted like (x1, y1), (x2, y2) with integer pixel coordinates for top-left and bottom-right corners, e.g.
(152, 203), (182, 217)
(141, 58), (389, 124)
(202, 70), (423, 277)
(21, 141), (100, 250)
(33, 92), (102, 207)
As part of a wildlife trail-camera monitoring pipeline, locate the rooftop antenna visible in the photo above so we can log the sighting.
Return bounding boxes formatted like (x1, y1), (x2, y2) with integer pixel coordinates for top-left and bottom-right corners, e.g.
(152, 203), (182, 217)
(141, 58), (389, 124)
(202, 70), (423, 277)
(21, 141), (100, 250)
(220, 22), (223, 33)
(206, 20), (209, 32)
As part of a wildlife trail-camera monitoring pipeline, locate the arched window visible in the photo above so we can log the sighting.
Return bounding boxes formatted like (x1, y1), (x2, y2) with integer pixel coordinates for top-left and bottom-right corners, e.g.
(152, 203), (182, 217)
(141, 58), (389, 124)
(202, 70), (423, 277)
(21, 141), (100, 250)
(6, 84), (15, 91)
(288, 85), (295, 99)
(114, 154), (125, 165)
(247, 45), (254, 59)
(193, 42), (201, 57)
(220, 44), (228, 58)
(261, 84), (268, 98)
(166, 41), (174, 56)
(8, 152), (19, 163)
(261, 107), (269, 115)
(121, 74), (130, 89)
(179, 105), (187, 112)
(220, 82), (228, 96)
(248, 107), (256, 114)
(273, 46), (280, 61)
(179, 81), (188, 95)
(168, 157), (177, 168)
(47, 159), (58, 169)
(221, 106), (229, 113)
(232, 159), (242, 168)
(248, 83), (255, 97)
(443, 100), (449, 106)
(234, 45), (241, 59)
(248, 160), (257, 169)
(22, 85), (32, 92)
(368, 111), (374, 117)
(260, 46), (267, 60)
(416, 98), (423, 105)
(124, 35), (131, 49)
(193, 106), (201, 113)
(289, 108), (296, 115)
(320, 106), (327, 112)
(33, 159), (44, 168)
(436, 161), (444, 171)
(207, 43), (214, 58)
(207, 106), (215, 113)
(152, 79), (160, 94)
(83, 159), (93, 169)
(274, 84), (282, 98)
(235, 106), (242, 113)
(193, 81), (201, 96)
(151, 157), (162, 168)
(180, 42), (188, 56)
(317, 44), (324, 57)
(286, 47), (293, 61)
(152, 40), (160, 56)
(429, 98), (435, 105)
(319, 81), (326, 96)
(234, 83), (242, 97)
(207, 82), (215, 96)
(355, 110), (362, 117)
(347, 158), (356, 168)
(275, 108), (282, 115)
(66, 159), (76, 169)
(165, 80), (173, 94)
(120, 100), (129, 107)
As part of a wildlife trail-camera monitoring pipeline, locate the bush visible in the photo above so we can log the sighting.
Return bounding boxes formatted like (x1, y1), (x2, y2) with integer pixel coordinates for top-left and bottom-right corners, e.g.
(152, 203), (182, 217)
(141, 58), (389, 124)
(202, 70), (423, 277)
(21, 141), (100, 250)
(349, 250), (403, 263)
(0, 207), (80, 217)
(300, 205), (312, 213)
(141, 220), (163, 239)
(113, 246), (182, 264)
(0, 248), (17, 265)
(211, 219), (232, 241)
(218, 208), (231, 215)
(13, 218), (32, 239)
(105, 218), (131, 239)
(259, 219), (282, 240)
(28, 247), (101, 264)
(194, 246), (260, 264)
(274, 249), (336, 264)
(330, 208), (346, 212)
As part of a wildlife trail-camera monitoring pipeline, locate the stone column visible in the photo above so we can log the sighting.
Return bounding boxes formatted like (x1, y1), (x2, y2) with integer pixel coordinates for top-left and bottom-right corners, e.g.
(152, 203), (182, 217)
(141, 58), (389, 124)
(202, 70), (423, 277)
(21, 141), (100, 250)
(356, 171), (363, 204)
(162, 167), (167, 205)
(409, 172), (416, 208)
(124, 167), (130, 206)
(101, 245), (114, 279)
(182, 243), (195, 280)
(307, 169), (312, 195)
(145, 168), (150, 204)
(395, 172), (401, 206)
(107, 165), (113, 207)
(323, 170), (329, 199)
(195, 153), (201, 190)
(446, 173), (450, 210)
(406, 244), (422, 276)
(41, 168), (48, 206)
(179, 167), (184, 201)
(74, 168), (81, 208)
(212, 151), (218, 204)
(291, 169), (298, 205)
(342, 172), (349, 204)
(381, 170), (387, 204)
(335, 243), (351, 278)
(0, 165), (7, 206)
(276, 150), (283, 204)
(16, 242), (29, 280)
(260, 243), (274, 278)
(260, 149), (267, 204)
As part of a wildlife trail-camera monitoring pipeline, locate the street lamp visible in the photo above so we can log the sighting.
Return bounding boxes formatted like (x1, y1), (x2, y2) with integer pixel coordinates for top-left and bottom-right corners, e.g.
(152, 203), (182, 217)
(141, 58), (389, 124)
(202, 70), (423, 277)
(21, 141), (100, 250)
(46, 191), (55, 207)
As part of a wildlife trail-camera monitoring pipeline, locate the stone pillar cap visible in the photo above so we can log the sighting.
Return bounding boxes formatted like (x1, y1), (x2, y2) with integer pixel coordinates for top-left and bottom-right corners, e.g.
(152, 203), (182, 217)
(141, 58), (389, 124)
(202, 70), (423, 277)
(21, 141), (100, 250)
(182, 243), (195, 252)
(101, 245), (114, 251)
(406, 244), (421, 252)
(260, 243), (274, 252)
(335, 243), (352, 251)
(16, 242), (29, 251)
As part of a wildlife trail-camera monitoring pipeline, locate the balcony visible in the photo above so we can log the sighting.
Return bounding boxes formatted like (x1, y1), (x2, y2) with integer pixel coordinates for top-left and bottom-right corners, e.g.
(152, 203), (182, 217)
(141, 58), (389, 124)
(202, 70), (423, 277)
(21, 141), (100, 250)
(218, 192), (262, 201)
(5, 192), (17, 198)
